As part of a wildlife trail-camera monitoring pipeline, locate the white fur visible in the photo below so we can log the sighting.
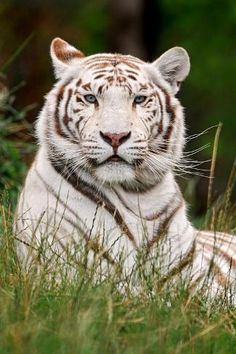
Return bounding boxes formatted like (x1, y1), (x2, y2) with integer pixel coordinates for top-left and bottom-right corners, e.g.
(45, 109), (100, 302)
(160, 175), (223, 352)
(15, 39), (236, 303)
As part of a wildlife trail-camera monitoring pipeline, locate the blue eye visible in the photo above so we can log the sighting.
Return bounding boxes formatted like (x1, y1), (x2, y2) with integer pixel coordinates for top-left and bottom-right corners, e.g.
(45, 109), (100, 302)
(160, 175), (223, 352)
(84, 94), (97, 104)
(134, 95), (146, 104)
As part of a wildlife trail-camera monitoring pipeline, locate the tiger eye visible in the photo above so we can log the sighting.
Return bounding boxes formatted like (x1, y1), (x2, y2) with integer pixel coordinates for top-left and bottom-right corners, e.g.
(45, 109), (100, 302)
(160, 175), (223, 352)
(84, 94), (97, 104)
(134, 95), (147, 104)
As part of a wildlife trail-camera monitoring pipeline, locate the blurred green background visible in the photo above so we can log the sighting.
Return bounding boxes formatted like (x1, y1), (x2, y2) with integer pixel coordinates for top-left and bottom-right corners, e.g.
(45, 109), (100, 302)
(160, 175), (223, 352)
(0, 0), (235, 216)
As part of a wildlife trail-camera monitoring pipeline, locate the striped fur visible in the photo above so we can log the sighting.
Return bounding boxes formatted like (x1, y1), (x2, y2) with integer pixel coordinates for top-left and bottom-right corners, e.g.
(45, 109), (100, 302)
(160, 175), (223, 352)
(15, 38), (236, 303)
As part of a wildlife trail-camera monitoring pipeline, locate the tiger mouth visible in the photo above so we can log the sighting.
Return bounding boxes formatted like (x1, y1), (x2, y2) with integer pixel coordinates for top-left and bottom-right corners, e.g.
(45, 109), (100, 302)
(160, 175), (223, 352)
(107, 155), (124, 162)
(95, 154), (144, 167)
(98, 154), (129, 166)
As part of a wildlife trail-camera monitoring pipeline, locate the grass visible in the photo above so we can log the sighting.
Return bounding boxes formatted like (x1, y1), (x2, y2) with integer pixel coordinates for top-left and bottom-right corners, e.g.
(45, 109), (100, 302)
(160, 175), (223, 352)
(1, 203), (236, 354)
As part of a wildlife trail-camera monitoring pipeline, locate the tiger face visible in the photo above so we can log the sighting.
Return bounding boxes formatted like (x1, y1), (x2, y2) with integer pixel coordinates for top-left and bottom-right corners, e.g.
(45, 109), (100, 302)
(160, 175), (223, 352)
(42, 38), (190, 190)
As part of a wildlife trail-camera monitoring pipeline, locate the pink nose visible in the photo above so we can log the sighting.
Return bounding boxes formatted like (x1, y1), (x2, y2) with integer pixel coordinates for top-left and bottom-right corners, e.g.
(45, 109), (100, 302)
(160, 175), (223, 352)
(100, 131), (131, 153)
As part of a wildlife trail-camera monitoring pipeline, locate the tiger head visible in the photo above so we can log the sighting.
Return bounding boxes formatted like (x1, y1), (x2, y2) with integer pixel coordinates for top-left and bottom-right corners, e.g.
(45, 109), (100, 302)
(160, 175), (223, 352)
(40, 38), (190, 191)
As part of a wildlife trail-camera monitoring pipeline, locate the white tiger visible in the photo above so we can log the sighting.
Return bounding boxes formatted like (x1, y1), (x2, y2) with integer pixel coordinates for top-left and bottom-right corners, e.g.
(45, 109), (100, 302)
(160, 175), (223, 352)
(15, 38), (236, 302)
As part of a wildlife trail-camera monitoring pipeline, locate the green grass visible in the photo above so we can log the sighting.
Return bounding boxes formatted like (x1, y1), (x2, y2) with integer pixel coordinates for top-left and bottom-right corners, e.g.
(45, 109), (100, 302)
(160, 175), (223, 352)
(0, 192), (236, 354)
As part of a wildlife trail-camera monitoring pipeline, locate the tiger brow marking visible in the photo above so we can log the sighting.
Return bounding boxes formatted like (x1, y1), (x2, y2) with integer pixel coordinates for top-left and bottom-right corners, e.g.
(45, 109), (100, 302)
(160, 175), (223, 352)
(140, 83), (148, 90)
(82, 82), (91, 91)
(88, 62), (110, 69)
(93, 69), (112, 74)
(117, 56), (142, 64)
(94, 74), (105, 79)
(116, 76), (127, 84)
(117, 67), (124, 74)
(49, 156), (137, 247)
(105, 75), (115, 84)
(125, 69), (138, 75)
(122, 61), (140, 70)
(127, 75), (137, 81)
(97, 84), (105, 95)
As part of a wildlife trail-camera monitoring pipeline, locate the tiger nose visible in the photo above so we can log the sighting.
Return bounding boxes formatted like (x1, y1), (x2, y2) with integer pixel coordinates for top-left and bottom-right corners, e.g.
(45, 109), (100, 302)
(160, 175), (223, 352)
(100, 131), (131, 153)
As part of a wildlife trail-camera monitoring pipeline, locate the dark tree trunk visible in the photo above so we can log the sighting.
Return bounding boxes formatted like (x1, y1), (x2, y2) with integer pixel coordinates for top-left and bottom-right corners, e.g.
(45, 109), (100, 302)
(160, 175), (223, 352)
(108, 0), (162, 61)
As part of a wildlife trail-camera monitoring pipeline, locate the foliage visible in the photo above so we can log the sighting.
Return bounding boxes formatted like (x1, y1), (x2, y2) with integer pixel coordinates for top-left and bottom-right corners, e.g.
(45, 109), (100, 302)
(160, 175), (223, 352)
(0, 78), (35, 205)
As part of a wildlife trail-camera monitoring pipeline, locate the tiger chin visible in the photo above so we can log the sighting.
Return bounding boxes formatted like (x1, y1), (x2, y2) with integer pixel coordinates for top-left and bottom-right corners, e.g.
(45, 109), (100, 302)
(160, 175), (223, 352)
(15, 37), (236, 305)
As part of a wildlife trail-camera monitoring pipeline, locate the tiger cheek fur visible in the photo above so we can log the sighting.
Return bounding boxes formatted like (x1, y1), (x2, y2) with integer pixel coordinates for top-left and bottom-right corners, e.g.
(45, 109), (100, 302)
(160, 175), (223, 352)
(15, 37), (236, 304)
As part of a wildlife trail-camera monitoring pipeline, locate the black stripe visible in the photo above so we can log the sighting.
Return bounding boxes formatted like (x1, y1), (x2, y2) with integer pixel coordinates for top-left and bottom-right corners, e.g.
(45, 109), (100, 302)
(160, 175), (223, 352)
(155, 85), (176, 150)
(94, 74), (105, 79)
(155, 91), (164, 136)
(55, 79), (73, 139)
(54, 81), (83, 144)
(48, 151), (137, 247)
(127, 74), (137, 81)
(114, 189), (178, 222)
(63, 88), (77, 139)
(147, 199), (183, 250)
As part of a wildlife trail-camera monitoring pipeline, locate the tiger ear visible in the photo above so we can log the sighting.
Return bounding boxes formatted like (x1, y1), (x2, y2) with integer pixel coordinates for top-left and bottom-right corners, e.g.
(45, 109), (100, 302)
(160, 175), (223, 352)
(152, 47), (190, 94)
(50, 37), (85, 79)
